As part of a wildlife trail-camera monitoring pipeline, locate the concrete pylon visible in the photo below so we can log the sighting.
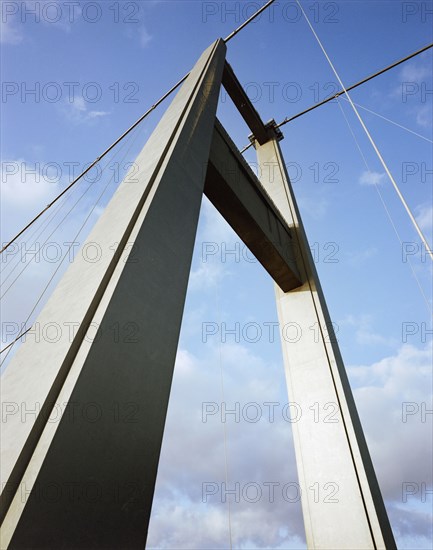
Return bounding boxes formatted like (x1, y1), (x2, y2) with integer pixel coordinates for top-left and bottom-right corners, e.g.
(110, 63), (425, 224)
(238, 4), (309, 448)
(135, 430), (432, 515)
(1, 39), (226, 549)
(1, 38), (396, 550)
(255, 134), (396, 549)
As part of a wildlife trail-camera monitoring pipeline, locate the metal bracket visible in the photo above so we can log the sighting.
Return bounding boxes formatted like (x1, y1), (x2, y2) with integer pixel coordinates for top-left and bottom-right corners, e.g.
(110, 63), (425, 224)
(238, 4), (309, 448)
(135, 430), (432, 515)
(248, 119), (284, 148)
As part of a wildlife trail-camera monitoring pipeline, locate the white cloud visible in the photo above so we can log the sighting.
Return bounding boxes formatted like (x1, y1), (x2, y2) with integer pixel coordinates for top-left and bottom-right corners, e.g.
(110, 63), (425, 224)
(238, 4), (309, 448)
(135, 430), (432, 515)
(0, 18), (23, 45)
(139, 26), (152, 48)
(61, 97), (110, 124)
(147, 338), (432, 548)
(400, 63), (431, 83)
(415, 104), (433, 129)
(359, 170), (387, 186)
(188, 198), (240, 290)
(349, 343), (433, 549)
(201, 197), (235, 244)
(387, 58), (432, 135)
(189, 261), (229, 291)
(297, 195), (328, 220)
(87, 110), (110, 119)
(91, 205), (105, 219)
(71, 96), (86, 112)
(416, 204), (433, 233)
(147, 343), (305, 548)
(0, 157), (111, 361)
(0, 158), (59, 209)
(24, 0), (78, 33)
(391, 58), (433, 130)
(125, 25), (153, 48)
(339, 314), (396, 347)
(148, 196), (431, 548)
(346, 247), (378, 267)
(1, 1), (80, 43)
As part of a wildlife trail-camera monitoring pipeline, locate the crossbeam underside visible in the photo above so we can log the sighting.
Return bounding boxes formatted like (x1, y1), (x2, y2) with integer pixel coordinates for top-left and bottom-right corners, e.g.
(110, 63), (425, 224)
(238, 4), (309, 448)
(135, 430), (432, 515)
(204, 119), (302, 292)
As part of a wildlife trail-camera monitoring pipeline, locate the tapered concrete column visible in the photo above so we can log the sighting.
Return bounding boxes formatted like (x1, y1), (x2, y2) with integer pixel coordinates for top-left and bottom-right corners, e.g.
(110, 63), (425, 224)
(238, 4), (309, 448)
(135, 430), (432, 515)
(1, 39), (226, 549)
(255, 137), (396, 549)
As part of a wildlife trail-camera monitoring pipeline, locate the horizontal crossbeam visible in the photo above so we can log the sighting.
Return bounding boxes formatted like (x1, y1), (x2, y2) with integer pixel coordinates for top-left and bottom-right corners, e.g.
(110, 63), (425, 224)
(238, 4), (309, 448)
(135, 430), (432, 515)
(204, 119), (302, 292)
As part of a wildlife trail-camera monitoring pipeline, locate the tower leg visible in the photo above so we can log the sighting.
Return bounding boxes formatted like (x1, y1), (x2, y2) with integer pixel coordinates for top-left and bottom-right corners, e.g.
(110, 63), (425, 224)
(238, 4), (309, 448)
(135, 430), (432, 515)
(1, 39), (226, 549)
(255, 137), (396, 549)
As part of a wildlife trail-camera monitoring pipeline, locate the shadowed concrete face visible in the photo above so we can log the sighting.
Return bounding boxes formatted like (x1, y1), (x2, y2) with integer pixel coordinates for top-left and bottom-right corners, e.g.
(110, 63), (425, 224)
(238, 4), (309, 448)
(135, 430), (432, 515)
(205, 119), (301, 292)
(3, 39), (226, 549)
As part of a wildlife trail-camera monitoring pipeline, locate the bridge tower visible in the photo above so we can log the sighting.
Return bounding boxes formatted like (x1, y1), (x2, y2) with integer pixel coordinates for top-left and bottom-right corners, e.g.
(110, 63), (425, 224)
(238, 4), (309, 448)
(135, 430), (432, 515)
(1, 40), (395, 549)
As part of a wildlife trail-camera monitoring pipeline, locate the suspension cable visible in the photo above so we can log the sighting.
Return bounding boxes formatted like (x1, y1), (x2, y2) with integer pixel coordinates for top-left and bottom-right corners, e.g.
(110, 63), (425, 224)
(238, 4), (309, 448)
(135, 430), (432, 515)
(277, 42), (433, 129)
(1, 0), (279, 256)
(240, 41), (433, 153)
(336, 98), (432, 315)
(1, 195), (67, 275)
(224, 0), (278, 42)
(295, 0), (432, 260)
(340, 97), (433, 144)
(0, 124), (145, 360)
(0, 75), (187, 255)
(1, 132), (134, 299)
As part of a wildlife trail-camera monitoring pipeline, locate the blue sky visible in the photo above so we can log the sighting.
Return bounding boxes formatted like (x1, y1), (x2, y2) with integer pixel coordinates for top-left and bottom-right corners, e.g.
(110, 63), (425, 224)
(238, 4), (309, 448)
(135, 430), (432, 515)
(1, 1), (432, 548)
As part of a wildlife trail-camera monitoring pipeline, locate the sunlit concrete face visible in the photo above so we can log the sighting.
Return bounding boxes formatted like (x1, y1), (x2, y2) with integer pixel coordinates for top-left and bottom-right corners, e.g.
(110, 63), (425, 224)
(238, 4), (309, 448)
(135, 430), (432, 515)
(256, 137), (396, 549)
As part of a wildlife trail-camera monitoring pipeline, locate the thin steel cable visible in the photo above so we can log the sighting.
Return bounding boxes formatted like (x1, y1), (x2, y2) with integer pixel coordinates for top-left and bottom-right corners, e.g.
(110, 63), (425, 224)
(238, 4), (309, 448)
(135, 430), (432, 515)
(1, 0), (280, 256)
(276, 42), (433, 129)
(0, 76), (187, 256)
(337, 99), (432, 315)
(0, 183), (89, 278)
(224, 0), (278, 42)
(1, 156), (111, 275)
(240, 142), (254, 154)
(0, 327), (32, 355)
(295, 0), (432, 261)
(1, 197), (66, 275)
(0, 137), (133, 298)
(239, 43), (433, 155)
(0, 124), (145, 360)
(1, 200), (85, 296)
(340, 97), (433, 144)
